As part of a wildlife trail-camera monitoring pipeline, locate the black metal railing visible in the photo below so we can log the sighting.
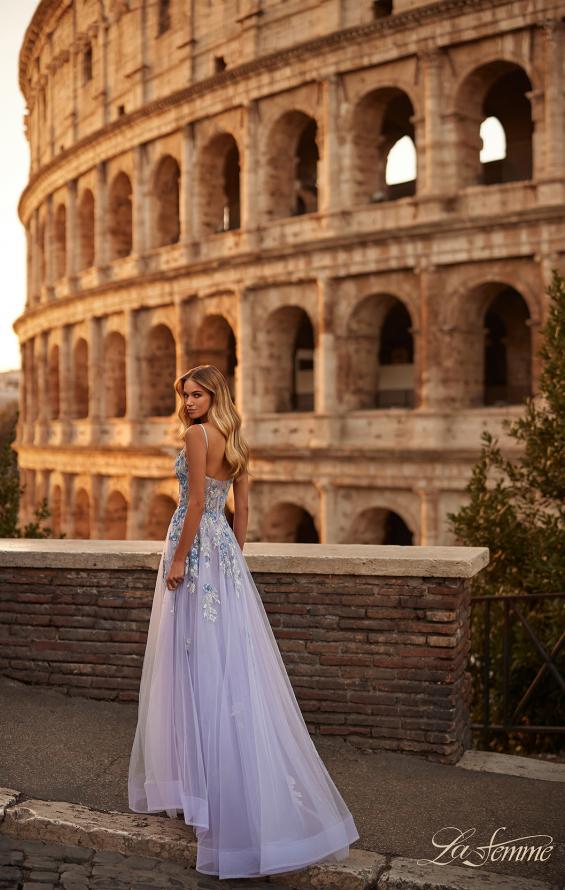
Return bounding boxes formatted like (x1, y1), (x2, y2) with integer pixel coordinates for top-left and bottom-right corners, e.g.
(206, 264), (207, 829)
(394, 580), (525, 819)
(470, 592), (565, 740)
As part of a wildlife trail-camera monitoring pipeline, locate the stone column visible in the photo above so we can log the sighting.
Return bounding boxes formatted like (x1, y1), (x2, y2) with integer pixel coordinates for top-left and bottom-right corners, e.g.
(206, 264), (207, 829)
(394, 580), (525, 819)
(37, 332), (49, 443)
(66, 179), (78, 286)
(127, 477), (144, 538)
(62, 472), (74, 537)
(235, 288), (255, 426)
(418, 486), (439, 545)
(315, 277), (337, 414)
(318, 75), (341, 218)
(419, 49), (448, 197)
(315, 479), (339, 544)
(241, 100), (259, 249)
(125, 308), (141, 440)
(88, 316), (103, 432)
(180, 122), (196, 250)
(60, 324), (74, 434)
(416, 261), (442, 409)
(541, 20), (564, 197)
(30, 211), (40, 302)
(94, 161), (108, 275)
(133, 143), (148, 266)
(45, 196), (55, 296)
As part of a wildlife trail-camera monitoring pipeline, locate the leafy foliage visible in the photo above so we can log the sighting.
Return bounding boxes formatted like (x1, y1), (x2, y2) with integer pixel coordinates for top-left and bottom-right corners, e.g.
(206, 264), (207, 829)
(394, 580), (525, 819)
(0, 405), (64, 539)
(448, 270), (565, 755)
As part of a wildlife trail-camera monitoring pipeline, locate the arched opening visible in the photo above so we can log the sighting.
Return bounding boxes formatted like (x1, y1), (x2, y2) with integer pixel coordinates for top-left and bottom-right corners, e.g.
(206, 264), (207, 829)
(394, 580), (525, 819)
(192, 315), (237, 400)
(157, 0), (171, 35)
(385, 135), (417, 192)
(74, 488), (90, 538)
(377, 300), (415, 407)
(347, 506), (414, 545)
(266, 111), (319, 219)
(352, 87), (416, 204)
(54, 203), (66, 279)
(146, 494), (176, 539)
(73, 338), (89, 418)
(262, 502), (319, 543)
(480, 116), (506, 163)
(47, 344), (60, 420)
(105, 491), (128, 539)
(152, 155), (180, 246)
(457, 61), (533, 186)
(483, 288), (532, 405)
(199, 133), (241, 234)
(108, 172), (133, 259)
(103, 332), (126, 417)
(78, 189), (95, 270)
(340, 294), (415, 410)
(141, 324), (176, 416)
(261, 306), (315, 412)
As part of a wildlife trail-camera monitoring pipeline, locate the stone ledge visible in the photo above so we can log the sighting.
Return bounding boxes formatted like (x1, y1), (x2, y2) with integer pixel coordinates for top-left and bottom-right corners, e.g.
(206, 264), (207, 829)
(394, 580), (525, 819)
(0, 539), (489, 578)
(1, 791), (559, 890)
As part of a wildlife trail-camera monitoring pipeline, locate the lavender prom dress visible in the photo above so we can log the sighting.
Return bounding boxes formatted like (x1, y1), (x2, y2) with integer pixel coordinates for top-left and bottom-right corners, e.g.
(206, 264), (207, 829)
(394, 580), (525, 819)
(128, 424), (359, 879)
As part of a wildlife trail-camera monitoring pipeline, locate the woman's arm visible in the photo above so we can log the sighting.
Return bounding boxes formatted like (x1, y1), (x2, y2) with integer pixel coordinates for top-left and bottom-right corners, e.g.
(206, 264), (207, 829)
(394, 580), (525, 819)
(232, 471), (249, 551)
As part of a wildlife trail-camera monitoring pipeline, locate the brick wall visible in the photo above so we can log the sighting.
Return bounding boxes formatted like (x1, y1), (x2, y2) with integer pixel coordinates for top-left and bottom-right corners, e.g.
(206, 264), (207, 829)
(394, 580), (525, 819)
(0, 541), (486, 764)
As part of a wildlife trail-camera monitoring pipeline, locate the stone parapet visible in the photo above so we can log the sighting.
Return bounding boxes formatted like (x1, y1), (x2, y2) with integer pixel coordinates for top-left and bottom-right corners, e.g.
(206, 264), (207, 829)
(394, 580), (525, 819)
(0, 541), (488, 764)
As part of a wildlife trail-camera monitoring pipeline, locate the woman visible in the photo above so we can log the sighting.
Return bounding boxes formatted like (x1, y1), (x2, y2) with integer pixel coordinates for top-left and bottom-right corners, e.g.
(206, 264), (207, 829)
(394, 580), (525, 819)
(128, 364), (359, 879)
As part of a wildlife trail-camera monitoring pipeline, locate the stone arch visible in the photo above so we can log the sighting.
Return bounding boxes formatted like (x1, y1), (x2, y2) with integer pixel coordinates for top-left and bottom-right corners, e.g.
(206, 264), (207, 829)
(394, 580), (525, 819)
(199, 133), (240, 234)
(146, 493), (176, 539)
(141, 324), (176, 416)
(47, 344), (60, 420)
(78, 189), (95, 270)
(351, 87), (416, 204)
(455, 60), (533, 187)
(346, 506), (414, 545)
(262, 501), (319, 543)
(104, 490), (128, 539)
(483, 287), (532, 405)
(74, 487), (90, 538)
(50, 484), (62, 536)
(54, 203), (66, 279)
(151, 154), (180, 247)
(444, 280), (533, 407)
(339, 294), (415, 410)
(260, 305), (315, 412)
(192, 314), (237, 400)
(103, 331), (126, 417)
(265, 111), (319, 220)
(73, 337), (89, 418)
(108, 172), (132, 259)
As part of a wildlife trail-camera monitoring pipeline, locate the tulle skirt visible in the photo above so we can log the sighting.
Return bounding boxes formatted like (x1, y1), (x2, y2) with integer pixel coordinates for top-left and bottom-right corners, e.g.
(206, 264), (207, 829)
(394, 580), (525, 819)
(128, 517), (360, 879)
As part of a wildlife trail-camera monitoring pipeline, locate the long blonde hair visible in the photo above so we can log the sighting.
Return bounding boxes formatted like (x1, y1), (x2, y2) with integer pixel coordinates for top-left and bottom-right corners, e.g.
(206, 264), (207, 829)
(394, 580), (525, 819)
(174, 364), (251, 480)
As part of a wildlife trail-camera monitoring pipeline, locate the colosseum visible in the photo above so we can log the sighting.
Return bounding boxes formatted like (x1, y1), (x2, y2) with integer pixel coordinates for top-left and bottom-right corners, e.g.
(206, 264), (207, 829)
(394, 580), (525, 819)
(14, 0), (565, 546)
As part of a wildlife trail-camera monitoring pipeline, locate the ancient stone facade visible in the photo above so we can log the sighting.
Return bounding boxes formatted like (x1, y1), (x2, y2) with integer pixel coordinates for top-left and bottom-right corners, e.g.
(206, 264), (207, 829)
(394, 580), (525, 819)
(14, 0), (565, 545)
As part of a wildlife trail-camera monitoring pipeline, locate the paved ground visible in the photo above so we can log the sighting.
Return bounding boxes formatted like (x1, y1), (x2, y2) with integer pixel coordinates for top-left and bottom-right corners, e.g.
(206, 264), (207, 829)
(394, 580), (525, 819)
(1, 675), (563, 887)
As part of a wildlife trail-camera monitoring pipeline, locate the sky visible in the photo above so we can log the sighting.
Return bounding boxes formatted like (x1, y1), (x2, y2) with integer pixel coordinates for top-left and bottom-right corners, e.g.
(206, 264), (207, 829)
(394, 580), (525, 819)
(1, 1), (38, 373)
(0, 4), (502, 375)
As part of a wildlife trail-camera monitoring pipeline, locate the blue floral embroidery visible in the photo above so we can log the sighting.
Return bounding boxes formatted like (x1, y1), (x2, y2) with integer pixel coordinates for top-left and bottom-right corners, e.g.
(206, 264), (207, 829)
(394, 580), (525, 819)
(202, 582), (220, 622)
(164, 450), (243, 604)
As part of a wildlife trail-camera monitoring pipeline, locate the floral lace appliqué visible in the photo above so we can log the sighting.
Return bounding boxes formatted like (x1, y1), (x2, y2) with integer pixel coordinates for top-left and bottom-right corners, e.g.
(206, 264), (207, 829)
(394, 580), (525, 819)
(202, 582), (220, 622)
(166, 450), (243, 605)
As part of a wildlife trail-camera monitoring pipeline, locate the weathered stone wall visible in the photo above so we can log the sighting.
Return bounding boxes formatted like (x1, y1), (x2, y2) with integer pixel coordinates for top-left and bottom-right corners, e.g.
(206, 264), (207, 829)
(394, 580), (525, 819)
(0, 541), (487, 763)
(14, 0), (565, 548)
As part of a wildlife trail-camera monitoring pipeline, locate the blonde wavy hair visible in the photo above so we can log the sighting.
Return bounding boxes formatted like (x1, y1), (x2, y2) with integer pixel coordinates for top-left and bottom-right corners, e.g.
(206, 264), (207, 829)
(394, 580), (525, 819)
(174, 364), (251, 480)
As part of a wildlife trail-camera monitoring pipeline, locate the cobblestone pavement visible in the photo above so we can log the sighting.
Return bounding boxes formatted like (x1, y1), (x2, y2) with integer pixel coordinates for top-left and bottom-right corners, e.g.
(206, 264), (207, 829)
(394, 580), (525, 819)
(0, 836), (287, 890)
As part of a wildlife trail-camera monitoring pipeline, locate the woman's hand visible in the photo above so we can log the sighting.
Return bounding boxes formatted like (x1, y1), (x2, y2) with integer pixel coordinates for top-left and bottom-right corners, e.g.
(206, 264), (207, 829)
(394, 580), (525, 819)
(166, 556), (186, 590)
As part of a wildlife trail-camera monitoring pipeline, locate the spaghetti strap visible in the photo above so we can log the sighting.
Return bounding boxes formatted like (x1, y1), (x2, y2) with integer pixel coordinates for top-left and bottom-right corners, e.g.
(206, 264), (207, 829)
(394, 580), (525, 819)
(200, 423), (208, 450)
